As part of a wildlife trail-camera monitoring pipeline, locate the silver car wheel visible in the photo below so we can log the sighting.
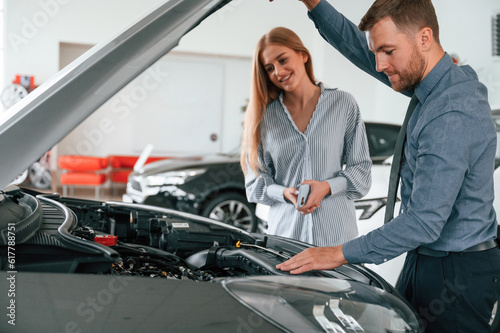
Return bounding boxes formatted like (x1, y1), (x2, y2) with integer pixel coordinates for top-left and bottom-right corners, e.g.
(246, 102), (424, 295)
(209, 200), (253, 231)
(28, 162), (52, 189)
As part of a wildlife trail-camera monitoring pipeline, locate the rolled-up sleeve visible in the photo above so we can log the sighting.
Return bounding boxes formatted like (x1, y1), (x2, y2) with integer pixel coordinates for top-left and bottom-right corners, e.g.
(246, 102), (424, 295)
(245, 148), (286, 205)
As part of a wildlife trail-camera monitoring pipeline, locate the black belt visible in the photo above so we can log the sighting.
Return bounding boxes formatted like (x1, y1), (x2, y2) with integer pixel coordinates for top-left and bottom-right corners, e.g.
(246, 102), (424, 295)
(417, 239), (498, 257)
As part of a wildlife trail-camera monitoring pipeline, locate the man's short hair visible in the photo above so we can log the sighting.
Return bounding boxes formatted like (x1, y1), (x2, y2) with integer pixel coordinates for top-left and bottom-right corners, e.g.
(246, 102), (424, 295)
(359, 0), (440, 44)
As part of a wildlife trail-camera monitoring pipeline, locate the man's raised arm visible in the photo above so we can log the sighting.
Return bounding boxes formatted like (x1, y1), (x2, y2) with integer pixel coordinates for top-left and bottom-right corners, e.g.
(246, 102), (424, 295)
(269, 0), (320, 11)
(300, 0), (321, 11)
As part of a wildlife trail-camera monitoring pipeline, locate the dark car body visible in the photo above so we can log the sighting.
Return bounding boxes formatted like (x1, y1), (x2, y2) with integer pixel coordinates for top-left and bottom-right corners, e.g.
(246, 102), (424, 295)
(125, 122), (401, 232)
(126, 152), (244, 212)
(125, 151), (256, 229)
(0, 0), (423, 332)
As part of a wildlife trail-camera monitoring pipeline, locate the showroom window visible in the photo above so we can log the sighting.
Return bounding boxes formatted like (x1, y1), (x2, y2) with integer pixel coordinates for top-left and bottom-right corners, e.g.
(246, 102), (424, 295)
(494, 12), (500, 57)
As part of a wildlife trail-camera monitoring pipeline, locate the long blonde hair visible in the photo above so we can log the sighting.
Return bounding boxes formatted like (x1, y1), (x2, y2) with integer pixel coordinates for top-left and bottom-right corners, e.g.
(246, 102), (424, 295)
(240, 27), (316, 175)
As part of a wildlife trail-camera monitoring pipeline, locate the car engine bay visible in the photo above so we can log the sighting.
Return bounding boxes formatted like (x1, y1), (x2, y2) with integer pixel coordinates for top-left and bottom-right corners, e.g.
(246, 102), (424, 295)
(0, 186), (429, 333)
(0, 186), (392, 290)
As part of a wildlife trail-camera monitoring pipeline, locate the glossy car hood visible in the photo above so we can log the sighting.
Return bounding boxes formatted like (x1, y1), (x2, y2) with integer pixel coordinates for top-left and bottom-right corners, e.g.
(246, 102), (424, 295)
(135, 153), (240, 176)
(0, 0), (232, 189)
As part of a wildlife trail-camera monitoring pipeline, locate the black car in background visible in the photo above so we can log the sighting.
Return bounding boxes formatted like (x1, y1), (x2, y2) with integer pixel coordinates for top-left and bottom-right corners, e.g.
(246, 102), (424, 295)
(124, 150), (254, 228)
(124, 122), (401, 232)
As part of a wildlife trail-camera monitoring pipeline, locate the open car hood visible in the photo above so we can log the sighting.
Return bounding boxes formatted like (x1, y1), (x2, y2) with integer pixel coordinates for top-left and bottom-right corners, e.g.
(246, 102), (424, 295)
(0, 0), (231, 189)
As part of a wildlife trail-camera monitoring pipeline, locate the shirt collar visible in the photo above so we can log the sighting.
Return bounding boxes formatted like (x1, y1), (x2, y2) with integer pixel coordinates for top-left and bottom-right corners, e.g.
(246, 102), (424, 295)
(413, 52), (453, 103)
(278, 82), (325, 105)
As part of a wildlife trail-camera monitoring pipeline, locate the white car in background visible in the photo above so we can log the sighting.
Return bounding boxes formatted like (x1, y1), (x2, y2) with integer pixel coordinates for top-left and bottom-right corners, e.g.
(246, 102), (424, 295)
(352, 159), (406, 287)
(256, 120), (405, 286)
(257, 111), (500, 331)
(255, 158), (404, 286)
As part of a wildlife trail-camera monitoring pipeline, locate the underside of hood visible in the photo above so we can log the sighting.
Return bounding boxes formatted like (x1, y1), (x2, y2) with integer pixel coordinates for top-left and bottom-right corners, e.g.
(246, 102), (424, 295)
(0, 0), (232, 189)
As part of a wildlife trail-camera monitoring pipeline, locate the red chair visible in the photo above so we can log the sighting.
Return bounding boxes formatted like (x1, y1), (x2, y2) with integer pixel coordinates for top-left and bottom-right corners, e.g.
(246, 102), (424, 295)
(108, 155), (140, 184)
(58, 155), (108, 200)
(108, 155), (169, 183)
(108, 155), (169, 195)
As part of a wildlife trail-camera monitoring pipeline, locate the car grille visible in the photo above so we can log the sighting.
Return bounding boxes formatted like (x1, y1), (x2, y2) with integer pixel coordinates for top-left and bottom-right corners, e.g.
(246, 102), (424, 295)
(131, 179), (142, 192)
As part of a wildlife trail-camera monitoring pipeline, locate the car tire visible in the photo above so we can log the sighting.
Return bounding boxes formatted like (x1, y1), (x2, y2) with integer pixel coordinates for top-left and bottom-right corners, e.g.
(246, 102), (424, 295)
(201, 192), (257, 232)
(28, 162), (52, 189)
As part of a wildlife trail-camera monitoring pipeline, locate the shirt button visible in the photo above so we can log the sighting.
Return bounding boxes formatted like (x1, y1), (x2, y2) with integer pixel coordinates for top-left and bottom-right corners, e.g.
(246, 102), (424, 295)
(383, 259), (388, 262)
(494, 276), (498, 283)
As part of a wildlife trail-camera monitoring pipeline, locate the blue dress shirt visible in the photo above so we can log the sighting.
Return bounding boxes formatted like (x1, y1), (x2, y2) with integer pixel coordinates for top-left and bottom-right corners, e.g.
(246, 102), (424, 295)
(309, 0), (497, 264)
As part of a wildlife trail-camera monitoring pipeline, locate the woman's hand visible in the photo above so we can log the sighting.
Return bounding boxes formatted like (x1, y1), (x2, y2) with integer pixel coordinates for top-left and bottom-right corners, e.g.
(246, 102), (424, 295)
(283, 187), (299, 206)
(284, 180), (330, 214)
(296, 180), (330, 214)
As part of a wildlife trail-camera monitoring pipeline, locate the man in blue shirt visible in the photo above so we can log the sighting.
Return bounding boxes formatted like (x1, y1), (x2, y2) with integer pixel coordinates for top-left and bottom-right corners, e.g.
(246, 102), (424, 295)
(276, 0), (500, 331)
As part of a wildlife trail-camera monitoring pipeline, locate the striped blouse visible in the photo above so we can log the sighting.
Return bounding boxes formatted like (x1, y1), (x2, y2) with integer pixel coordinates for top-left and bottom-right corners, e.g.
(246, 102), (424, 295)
(245, 83), (372, 247)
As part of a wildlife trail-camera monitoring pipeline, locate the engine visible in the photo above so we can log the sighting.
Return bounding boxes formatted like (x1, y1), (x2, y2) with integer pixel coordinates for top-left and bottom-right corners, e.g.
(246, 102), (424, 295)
(0, 187), (322, 282)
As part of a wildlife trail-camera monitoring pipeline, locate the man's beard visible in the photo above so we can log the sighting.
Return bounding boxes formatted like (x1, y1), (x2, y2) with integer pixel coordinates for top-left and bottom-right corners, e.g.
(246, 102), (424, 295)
(389, 47), (426, 92)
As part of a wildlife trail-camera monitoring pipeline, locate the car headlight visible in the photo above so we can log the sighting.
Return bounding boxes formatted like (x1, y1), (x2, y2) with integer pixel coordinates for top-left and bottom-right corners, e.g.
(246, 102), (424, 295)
(222, 276), (422, 333)
(143, 168), (206, 186)
(355, 197), (388, 220)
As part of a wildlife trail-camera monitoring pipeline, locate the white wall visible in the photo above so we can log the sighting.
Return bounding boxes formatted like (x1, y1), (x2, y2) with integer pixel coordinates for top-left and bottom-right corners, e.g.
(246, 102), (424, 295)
(4, 0), (162, 84)
(178, 0), (500, 122)
(56, 52), (251, 157)
(303, 0), (500, 123)
(434, 1), (500, 108)
(4, 0), (500, 158)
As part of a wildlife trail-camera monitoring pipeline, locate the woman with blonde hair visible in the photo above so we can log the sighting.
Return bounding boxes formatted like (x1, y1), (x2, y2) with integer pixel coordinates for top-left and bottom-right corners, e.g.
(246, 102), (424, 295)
(241, 27), (371, 247)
